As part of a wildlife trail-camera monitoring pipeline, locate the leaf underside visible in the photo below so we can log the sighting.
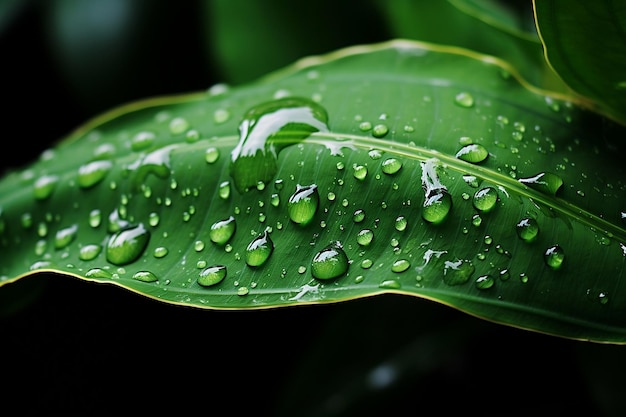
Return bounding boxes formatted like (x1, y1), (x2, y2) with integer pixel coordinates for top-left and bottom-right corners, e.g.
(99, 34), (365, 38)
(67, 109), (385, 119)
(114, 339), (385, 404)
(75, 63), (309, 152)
(1, 40), (625, 343)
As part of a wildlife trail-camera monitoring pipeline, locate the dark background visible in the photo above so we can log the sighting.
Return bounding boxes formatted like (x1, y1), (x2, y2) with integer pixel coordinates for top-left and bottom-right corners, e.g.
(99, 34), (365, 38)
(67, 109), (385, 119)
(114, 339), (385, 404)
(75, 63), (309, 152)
(1, 1), (624, 416)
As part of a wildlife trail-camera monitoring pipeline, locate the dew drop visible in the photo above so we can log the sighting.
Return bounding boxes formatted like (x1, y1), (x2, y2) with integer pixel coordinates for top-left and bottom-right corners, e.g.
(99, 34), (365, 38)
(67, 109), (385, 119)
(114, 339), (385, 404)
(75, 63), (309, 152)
(311, 241), (349, 280)
(237, 286), (249, 296)
(245, 230), (274, 267)
(33, 175), (59, 200)
(133, 271), (158, 283)
(381, 158), (402, 175)
(443, 259), (475, 286)
(356, 229), (374, 246)
(79, 244), (102, 261)
(422, 191), (452, 224)
(106, 223), (150, 266)
(472, 187), (498, 212)
(86, 268), (113, 279)
(169, 117), (189, 134)
(153, 246), (168, 258)
(394, 216), (407, 231)
(353, 164), (368, 181)
(55, 224), (78, 249)
(219, 181), (231, 199)
(518, 172), (563, 195)
(198, 265), (227, 287)
(230, 97), (329, 193)
(391, 259), (410, 273)
(77, 160), (113, 189)
(455, 144), (488, 163)
(353, 209), (366, 223)
(205, 147), (220, 164)
(209, 216), (236, 245)
(544, 245), (565, 269)
(287, 184), (319, 226)
(454, 92), (474, 108)
(475, 274), (494, 290)
(516, 217), (539, 242)
(372, 124), (389, 138)
(131, 131), (156, 151)
(379, 279), (401, 289)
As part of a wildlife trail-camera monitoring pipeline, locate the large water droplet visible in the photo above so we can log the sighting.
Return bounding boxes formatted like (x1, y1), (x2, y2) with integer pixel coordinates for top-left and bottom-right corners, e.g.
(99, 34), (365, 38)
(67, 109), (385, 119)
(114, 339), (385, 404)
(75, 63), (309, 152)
(455, 144), (488, 163)
(516, 217), (539, 242)
(311, 241), (349, 280)
(518, 172), (563, 195)
(454, 92), (474, 108)
(209, 216), (236, 245)
(356, 229), (374, 246)
(544, 245), (565, 269)
(77, 160), (113, 189)
(79, 244), (102, 261)
(472, 187), (498, 212)
(230, 97), (329, 193)
(391, 259), (410, 273)
(133, 271), (158, 282)
(55, 224), (78, 249)
(287, 184), (319, 226)
(381, 158), (402, 175)
(106, 223), (150, 266)
(198, 265), (227, 287)
(245, 230), (274, 267)
(443, 259), (475, 285)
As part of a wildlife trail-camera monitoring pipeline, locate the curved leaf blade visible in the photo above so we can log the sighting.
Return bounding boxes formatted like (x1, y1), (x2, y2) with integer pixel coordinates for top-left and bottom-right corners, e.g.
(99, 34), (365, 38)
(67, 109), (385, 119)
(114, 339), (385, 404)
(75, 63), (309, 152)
(533, 0), (626, 125)
(1, 40), (625, 343)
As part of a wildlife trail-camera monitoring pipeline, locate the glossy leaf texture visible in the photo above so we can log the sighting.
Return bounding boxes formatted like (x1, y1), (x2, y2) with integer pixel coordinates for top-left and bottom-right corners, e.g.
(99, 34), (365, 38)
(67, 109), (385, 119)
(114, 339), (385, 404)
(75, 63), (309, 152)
(1, 40), (625, 343)
(533, 0), (626, 125)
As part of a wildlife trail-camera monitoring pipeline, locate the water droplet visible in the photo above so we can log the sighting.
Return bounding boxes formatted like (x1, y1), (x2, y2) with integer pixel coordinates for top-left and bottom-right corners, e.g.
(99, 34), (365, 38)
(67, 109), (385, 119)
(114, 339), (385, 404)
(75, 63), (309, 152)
(379, 279), (401, 289)
(391, 259), (410, 273)
(219, 181), (231, 199)
(230, 97), (329, 193)
(423, 191), (452, 224)
(213, 108), (231, 124)
(198, 265), (227, 287)
(245, 230), (274, 267)
(421, 159), (452, 224)
(106, 223), (150, 266)
(131, 131), (156, 151)
(356, 229), (374, 246)
(77, 160), (113, 189)
(133, 271), (158, 283)
(544, 245), (565, 269)
(33, 175), (59, 200)
(443, 259), (475, 285)
(372, 124), (389, 138)
(472, 187), (498, 212)
(169, 117), (189, 134)
(518, 172), (563, 195)
(353, 209), (365, 223)
(89, 209), (102, 228)
(516, 217), (539, 242)
(471, 214), (482, 227)
(79, 244), (101, 261)
(205, 147), (220, 163)
(475, 275), (494, 290)
(455, 92), (474, 108)
(86, 268), (113, 279)
(153, 246), (168, 258)
(194, 240), (205, 252)
(126, 145), (176, 190)
(394, 216), (407, 231)
(288, 184), (319, 226)
(237, 286), (249, 296)
(381, 158), (402, 175)
(209, 216), (236, 245)
(359, 121), (372, 131)
(353, 164), (368, 180)
(499, 269), (510, 281)
(311, 242), (349, 280)
(55, 224), (78, 249)
(368, 149), (383, 159)
(455, 144), (488, 163)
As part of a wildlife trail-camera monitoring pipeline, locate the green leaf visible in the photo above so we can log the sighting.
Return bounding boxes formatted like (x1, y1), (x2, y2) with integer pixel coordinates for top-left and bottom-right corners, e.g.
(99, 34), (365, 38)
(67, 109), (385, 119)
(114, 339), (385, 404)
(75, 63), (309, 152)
(1, 40), (625, 343)
(375, 0), (570, 92)
(533, 0), (626, 125)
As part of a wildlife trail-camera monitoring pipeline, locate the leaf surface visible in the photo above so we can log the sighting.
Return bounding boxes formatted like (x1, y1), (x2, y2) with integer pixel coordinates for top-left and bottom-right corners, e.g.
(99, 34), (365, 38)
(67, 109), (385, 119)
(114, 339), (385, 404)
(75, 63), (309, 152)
(1, 40), (625, 343)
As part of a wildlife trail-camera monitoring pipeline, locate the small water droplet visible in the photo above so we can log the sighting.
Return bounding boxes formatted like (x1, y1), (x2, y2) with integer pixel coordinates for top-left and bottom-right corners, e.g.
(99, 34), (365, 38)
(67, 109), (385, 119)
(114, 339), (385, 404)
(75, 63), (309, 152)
(353, 164), (368, 181)
(245, 230), (274, 267)
(230, 97), (329, 193)
(544, 245), (565, 269)
(198, 265), (227, 287)
(237, 286), (249, 296)
(475, 274), (494, 290)
(78, 160), (113, 189)
(288, 184), (319, 226)
(106, 223), (150, 266)
(311, 242), (349, 280)
(209, 216), (236, 245)
(472, 187), (498, 212)
(394, 216), (407, 231)
(356, 229), (374, 246)
(372, 124), (389, 138)
(33, 175), (59, 200)
(205, 147), (220, 164)
(518, 172), (563, 195)
(86, 268), (113, 279)
(169, 117), (190, 134)
(153, 246), (168, 258)
(391, 259), (410, 273)
(455, 92), (474, 108)
(516, 217), (539, 242)
(55, 224), (78, 249)
(353, 209), (365, 223)
(133, 271), (158, 282)
(381, 158), (402, 175)
(422, 191), (452, 224)
(455, 144), (488, 163)
(379, 279), (401, 289)
(131, 131), (156, 151)
(79, 244), (101, 261)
